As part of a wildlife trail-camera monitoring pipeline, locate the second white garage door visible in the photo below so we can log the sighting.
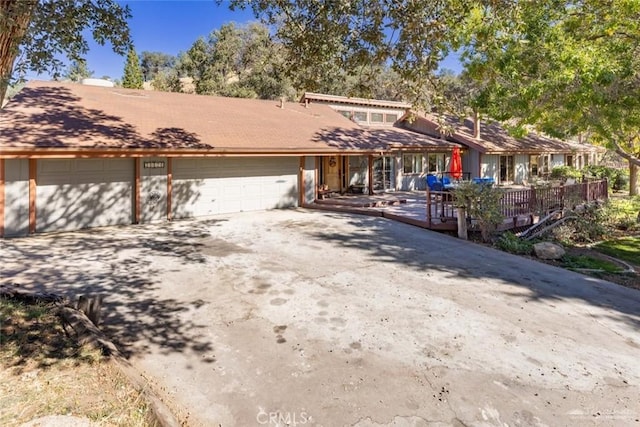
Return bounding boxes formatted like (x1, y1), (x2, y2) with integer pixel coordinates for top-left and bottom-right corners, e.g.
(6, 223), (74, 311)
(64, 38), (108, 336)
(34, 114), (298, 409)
(172, 157), (299, 218)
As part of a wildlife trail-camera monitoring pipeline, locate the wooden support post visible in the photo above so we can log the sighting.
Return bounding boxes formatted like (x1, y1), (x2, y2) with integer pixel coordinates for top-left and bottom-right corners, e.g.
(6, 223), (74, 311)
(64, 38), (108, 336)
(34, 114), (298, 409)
(29, 159), (36, 234)
(299, 156), (305, 206)
(167, 157), (173, 220)
(134, 158), (141, 224)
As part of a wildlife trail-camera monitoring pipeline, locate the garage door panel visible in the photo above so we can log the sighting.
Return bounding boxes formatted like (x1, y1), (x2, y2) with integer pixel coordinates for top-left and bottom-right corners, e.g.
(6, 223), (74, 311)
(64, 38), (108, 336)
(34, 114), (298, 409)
(37, 159), (134, 233)
(172, 157), (298, 219)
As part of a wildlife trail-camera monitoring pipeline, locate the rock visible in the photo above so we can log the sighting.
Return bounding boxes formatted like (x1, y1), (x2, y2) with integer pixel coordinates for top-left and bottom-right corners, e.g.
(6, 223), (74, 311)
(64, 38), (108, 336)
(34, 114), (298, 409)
(533, 242), (566, 260)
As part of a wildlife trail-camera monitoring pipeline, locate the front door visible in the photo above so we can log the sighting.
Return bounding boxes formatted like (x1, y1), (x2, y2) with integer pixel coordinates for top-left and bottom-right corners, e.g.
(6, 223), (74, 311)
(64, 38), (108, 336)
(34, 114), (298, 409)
(322, 155), (341, 191)
(373, 156), (393, 191)
(500, 155), (514, 183)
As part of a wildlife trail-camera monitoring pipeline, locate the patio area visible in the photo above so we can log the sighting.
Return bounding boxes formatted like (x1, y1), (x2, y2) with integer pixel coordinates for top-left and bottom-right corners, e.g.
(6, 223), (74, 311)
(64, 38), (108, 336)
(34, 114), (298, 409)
(307, 179), (609, 233)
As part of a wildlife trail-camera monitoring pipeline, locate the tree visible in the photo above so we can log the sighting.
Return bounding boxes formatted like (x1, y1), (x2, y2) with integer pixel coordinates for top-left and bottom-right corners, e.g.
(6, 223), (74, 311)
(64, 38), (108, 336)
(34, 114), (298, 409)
(140, 51), (175, 82)
(179, 22), (296, 99)
(225, 1), (640, 195)
(223, 1), (468, 106)
(122, 47), (143, 89)
(0, 0), (131, 104)
(64, 59), (93, 82)
(457, 1), (640, 195)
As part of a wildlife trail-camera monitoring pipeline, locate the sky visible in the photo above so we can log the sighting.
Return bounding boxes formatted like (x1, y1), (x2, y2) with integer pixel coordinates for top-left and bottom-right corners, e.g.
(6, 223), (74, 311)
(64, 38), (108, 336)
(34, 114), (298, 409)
(82, 0), (256, 80)
(33, 0), (462, 81)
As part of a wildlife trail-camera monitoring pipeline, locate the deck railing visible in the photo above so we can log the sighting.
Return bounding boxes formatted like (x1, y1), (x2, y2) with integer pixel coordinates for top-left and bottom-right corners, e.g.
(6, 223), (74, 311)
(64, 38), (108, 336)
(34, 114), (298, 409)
(426, 179), (609, 230)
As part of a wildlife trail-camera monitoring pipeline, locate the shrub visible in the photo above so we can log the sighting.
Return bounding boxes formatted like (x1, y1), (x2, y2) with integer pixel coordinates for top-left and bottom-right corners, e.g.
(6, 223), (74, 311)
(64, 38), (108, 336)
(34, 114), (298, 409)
(453, 182), (504, 242)
(584, 165), (629, 191)
(496, 232), (534, 254)
(550, 166), (582, 182)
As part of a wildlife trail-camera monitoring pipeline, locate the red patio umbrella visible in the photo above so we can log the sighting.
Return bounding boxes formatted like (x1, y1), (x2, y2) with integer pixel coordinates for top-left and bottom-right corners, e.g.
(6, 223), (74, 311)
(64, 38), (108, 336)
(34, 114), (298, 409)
(450, 146), (462, 180)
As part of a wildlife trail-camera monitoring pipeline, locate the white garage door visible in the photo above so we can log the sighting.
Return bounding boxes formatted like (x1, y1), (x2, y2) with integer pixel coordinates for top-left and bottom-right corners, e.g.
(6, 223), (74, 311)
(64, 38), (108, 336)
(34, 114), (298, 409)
(37, 159), (134, 233)
(172, 157), (298, 219)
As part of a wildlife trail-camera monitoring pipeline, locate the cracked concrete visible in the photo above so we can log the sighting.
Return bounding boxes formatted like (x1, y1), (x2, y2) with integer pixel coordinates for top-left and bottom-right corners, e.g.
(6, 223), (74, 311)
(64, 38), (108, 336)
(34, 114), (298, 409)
(2, 209), (639, 426)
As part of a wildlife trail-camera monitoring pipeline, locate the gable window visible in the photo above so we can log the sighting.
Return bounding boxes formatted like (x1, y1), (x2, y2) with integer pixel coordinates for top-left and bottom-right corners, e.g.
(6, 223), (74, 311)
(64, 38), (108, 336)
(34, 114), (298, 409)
(370, 112), (384, 123)
(403, 153), (424, 174)
(353, 111), (367, 122)
(385, 113), (398, 123)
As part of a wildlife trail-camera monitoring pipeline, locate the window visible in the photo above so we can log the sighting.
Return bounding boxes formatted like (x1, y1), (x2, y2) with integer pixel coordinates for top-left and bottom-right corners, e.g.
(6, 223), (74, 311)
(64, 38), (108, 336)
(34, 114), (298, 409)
(427, 153), (446, 173)
(385, 113), (398, 123)
(540, 155), (550, 174)
(566, 155), (573, 167)
(403, 153), (424, 174)
(530, 155), (539, 176)
(370, 112), (384, 123)
(353, 111), (367, 122)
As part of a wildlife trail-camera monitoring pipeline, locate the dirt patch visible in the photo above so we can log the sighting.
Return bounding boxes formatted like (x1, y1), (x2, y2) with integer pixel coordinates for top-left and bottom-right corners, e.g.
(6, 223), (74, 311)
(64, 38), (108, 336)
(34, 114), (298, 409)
(0, 298), (156, 426)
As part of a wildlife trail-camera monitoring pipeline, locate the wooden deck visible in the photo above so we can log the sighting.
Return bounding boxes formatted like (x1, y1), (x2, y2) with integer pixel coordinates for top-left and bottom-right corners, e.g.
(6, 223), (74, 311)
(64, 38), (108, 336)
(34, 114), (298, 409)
(306, 180), (609, 233)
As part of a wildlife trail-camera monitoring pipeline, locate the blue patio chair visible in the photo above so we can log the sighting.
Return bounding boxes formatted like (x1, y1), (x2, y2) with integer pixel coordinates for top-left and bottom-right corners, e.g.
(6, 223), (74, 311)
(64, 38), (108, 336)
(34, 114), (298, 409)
(426, 174), (444, 191)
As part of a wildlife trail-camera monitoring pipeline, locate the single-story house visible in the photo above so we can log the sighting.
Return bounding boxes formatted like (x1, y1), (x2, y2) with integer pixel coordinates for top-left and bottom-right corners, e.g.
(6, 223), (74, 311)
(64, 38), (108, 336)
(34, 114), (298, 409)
(398, 113), (603, 185)
(0, 81), (459, 237)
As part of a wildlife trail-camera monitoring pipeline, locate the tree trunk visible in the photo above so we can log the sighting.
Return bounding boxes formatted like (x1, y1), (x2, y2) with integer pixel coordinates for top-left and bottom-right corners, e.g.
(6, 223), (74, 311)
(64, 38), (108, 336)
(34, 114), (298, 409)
(630, 161), (638, 197)
(0, 0), (37, 105)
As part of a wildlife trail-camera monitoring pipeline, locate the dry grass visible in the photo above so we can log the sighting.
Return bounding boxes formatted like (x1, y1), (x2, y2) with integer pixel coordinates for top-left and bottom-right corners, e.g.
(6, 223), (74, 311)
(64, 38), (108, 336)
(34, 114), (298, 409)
(0, 298), (155, 426)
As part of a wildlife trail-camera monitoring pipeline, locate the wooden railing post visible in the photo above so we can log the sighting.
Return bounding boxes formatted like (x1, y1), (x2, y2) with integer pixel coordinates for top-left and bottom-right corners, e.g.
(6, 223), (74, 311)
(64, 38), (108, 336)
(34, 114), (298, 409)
(426, 188), (432, 227)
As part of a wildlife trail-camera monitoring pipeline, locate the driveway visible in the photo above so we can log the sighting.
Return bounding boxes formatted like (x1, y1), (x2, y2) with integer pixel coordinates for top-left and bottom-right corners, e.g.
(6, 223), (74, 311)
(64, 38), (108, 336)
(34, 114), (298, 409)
(2, 209), (639, 426)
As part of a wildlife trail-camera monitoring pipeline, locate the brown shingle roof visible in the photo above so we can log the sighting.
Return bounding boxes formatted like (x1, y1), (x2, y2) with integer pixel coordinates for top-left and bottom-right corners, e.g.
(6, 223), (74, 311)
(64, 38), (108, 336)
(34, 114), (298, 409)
(401, 112), (602, 154)
(0, 81), (448, 156)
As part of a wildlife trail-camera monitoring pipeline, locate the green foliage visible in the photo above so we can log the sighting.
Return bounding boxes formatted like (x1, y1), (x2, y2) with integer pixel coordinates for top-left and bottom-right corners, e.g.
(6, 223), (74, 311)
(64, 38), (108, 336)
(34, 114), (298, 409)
(458, 1), (640, 171)
(495, 232), (533, 255)
(150, 69), (182, 93)
(453, 182), (504, 242)
(584, 165), (629, 191)
(223, 1), (472, 108)
(64, 59), (93, 82)
(122, 47), (143, 89)
(551, 204), (608, 244)
(1, 0), (131, 103)
(550, 166), (582, 182)
(602, 196), (640, 231)
(560, 254), (623, 273)
(140, 51), (176, 82)
(594, 237), (640, 267)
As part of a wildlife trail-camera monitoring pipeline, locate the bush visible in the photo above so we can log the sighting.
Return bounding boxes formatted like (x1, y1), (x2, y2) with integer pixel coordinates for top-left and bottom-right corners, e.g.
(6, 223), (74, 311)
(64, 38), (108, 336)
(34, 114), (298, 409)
(550, 166), (582, 182)
(496, 232), (533, 254)
(584, 165), (629, 191)
(453, 182), (504, 242)
(601, 196), (640, 231)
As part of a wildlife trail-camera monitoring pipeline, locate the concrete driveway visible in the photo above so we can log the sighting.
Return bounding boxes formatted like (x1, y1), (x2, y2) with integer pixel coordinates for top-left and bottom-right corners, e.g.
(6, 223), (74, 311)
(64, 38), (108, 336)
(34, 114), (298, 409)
(2, 209), (639, 427)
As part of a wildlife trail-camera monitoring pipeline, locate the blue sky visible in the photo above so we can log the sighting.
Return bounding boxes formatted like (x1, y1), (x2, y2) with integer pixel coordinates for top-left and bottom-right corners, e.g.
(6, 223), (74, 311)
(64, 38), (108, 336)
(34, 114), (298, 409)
(47, 0), (462, 80)
(83, 1), (256, 79)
